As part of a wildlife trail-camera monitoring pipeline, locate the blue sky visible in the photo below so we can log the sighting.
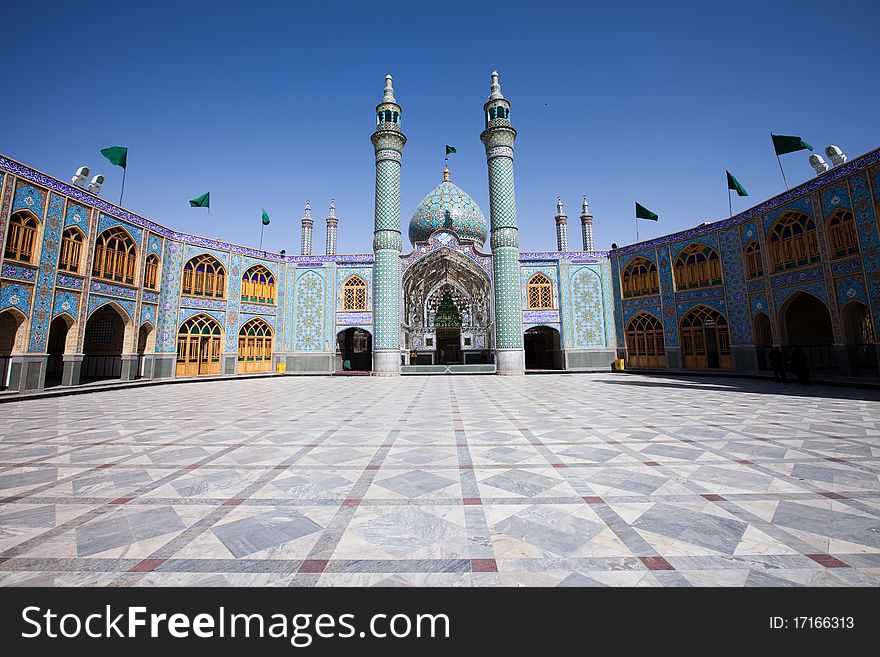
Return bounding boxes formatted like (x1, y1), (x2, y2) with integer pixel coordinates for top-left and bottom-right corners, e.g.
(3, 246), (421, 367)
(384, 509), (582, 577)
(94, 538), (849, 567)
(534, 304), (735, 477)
(2, 1), (877, 254)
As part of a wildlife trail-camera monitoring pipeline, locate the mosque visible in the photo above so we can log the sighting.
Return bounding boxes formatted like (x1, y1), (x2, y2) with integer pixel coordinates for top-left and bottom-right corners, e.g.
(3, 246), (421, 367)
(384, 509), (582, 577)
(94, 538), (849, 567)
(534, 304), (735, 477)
(1, 72), (878, 392)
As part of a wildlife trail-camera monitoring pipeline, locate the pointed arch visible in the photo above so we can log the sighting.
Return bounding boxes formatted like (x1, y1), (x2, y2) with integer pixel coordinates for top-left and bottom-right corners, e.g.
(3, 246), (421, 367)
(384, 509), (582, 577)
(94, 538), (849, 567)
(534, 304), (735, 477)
(743, 241), (763, 279)
(625, 312), (665, 368)
(238, 317), (274, 372)
(341, 274), (368, 311)
(59, 225), (85, 273)
(827, 209), (859, 259)
(182, 254), (226, 298)
(621, 256), (659, 298)
(680, 305), (731, 369)
(241, 264), (276, 304)
(673, 243), (722, 289)
(768, 211), (820, 272)
(144, 253), (161, 290)
(92, 226), (138, 285)
(176, 313), (223, 376)
(527, 273), (553, 309)
(4, 210), (41, 263)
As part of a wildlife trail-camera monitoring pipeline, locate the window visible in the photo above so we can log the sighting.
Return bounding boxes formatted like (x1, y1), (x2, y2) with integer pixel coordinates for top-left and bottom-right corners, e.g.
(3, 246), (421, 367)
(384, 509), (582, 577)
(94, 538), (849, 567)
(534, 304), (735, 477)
(744, 241), (763, 279)
(58, 227), (84, 273)
(673, 244), (722, 289)
(625, 312), (665, 368)
(144, 253), (160, 290)
(175, 314), (222, 376)
(768, 211), (820, 272)
(92, 227), (137, 285)
(238, 318), (274, 372)
(342, 275), (368, 311)
(4, 211), (39, 263)
(527, 273), (554, 309)
(827, 209), (859, 258)
(241, 265), (276, 304)
(621, 257), (659, 298)
(182, 255), (226, 298)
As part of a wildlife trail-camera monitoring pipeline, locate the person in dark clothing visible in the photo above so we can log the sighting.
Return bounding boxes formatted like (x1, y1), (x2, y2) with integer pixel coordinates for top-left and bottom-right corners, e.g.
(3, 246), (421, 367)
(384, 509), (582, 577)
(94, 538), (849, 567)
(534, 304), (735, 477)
(788, 346), (810, 385)
(768, 347), (786, 382)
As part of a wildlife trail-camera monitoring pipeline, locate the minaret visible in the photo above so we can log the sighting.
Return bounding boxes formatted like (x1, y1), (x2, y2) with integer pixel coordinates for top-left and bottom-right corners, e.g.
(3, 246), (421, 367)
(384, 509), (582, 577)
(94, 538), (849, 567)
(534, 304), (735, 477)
(480, 71), (524, 375)
(326, 199), (338, 255)
(580, 195), (594, 251)
(554, 197), (569, 252)
(370, 74), (407, 376)
(300, 200), (313, 256)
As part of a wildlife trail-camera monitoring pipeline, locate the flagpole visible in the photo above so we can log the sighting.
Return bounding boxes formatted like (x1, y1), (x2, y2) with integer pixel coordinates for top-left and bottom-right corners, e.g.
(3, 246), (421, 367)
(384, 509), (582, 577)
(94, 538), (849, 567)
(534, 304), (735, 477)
(635, 217), (639, 242)
(259, 223), (265, 250)
(728, 187), (732, 219)
(776, 154), (789, 190)
(206, 206), (211, 238)
(119, 167), (126, 206)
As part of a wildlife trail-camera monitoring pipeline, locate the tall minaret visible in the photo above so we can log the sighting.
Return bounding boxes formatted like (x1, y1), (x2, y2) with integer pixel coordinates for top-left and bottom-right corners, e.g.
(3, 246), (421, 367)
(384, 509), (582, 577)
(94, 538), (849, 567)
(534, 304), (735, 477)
(325, 199), (338, 255)
(580, 195), (594, 251)
(300, 200), (313, 256)
(480, 71), (524, 375)
(370, 74), (406, 376)
(554, 197), (569, 252)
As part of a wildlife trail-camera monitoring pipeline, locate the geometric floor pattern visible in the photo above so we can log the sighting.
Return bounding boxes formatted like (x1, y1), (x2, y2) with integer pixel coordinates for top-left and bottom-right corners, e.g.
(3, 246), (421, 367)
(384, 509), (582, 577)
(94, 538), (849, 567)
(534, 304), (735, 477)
(1, 373), (879, 587)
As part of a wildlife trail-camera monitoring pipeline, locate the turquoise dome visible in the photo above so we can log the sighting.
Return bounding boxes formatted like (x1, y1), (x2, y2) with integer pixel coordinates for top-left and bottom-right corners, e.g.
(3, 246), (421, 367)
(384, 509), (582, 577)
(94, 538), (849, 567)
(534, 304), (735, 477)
(408, 175), (488, 248)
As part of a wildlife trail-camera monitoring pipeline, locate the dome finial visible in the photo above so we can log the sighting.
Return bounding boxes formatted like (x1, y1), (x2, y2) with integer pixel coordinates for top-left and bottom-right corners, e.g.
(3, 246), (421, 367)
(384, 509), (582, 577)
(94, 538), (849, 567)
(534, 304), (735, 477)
(556, 196), (564, 215)
(383, 74), (395, 102)
(304, 200), (311, 216)
(443, 164), (450, 182)
(489, 70), (504, 100)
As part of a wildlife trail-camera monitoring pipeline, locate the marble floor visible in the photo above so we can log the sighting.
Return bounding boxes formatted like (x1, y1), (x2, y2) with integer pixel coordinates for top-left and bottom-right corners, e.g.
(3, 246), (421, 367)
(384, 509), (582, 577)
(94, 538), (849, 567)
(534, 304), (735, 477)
(0, 373), (879, 587)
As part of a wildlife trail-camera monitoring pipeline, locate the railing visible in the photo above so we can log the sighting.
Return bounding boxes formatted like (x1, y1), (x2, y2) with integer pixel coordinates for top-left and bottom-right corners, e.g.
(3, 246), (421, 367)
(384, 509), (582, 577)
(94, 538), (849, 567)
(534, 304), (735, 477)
(82, 355), (122, 379)
(0, 355), (10, 390)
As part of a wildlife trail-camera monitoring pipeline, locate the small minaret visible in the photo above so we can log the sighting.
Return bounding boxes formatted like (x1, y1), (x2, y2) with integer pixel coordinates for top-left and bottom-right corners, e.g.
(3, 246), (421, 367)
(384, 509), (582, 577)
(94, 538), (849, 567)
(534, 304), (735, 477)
(326, 199), (338, 255)
(300, 200), (313, 256)
(554, 197), (569, 252)
(580, 195), (594, 251)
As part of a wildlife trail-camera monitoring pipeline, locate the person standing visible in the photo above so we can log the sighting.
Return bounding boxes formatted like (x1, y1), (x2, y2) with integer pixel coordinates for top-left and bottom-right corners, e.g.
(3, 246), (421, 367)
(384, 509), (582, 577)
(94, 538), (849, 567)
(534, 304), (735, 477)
(789, 346), (810, 385)
(768, 347), (786, 382)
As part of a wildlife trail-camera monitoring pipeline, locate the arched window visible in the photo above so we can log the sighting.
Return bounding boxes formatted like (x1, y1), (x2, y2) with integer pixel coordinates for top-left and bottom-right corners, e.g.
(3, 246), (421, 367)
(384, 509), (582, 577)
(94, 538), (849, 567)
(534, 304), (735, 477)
(625, 313), (665, 368)
(680, 306), (731, 369)
(241, 265), (276, 304)
(621, 257), (659, 298)
(527, 273), (554, 309)
(176, 314), (222, 376)
(827, 209), (859, 258)
(182, 255), (226, 298)
(4, 211), (39, 263)
(744, 241), (763, 279)
(342, 275), (368, 311)
(92, 227), (137, 285)
(768, 211), (820, 272)
(673, 244), (722, 289)
(144, 253), (160, 290)
(58, 227), (84, 273)
(238, 318), (274, 372)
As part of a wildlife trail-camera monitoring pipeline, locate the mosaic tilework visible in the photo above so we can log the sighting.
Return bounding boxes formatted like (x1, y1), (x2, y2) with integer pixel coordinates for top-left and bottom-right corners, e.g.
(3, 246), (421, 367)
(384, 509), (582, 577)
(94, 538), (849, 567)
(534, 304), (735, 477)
(403, 231), (492, 276)
(242, 313), (275, 330)
(294, 271), (325, 352)
(568, 266), (607, 348)
(849, 172), (880, 336)
(670, 233), (719, 262)
(147, 235), (163, 256)
(623, 305), (662, 326)
(0, 282), (32, 315)
(772, 281), (828, 309)
(656, 245), (679, 347)
(182, 244), (230, 268)
(831, 257), (863, 277)
(719, 228), (751, 345)
(372, 250), (399, 351)
(519, 265), (558, 310)
(240, 302), (276, 316)
(821, 184), (852, 219)
(156, 240), (184, 352)
(64, 204), (89, 231)
(28, 193), (65, 352)
(408, 180), (488, 247)
(336, 267), (372, 311)
(835, 276), (868, 308)
(179, 297), (225, 311)
(674, 287), (724, 303)
(0, 172), (11, 258)
(1, 263), (37, 282)
(224, 255), (243, 352)
(763, 196), (814, 233)
(178, 307), (225, 327)
(140, 304), (156, 327)
(242, 256), (279, 282)
(87, 295), (135, 323)
(622, 295), (662, 309)
(740, 221), (761, 245)
(771, 265), (824, 288)
(601, 261), (616, 348)
(2, 374), (878, 587)
(89, 280), (138, 300)
(142, 290), (159, 303)
(676, 297), (727, 321)
(52, 291), (79, 320)
(610, 257), (626, 346)
(747, 279), (766, 293)
(750, 294), (769, 318)
(283, 265), (296, 352)
(12, 183), (47, 220)
(97, 212), (143, 246)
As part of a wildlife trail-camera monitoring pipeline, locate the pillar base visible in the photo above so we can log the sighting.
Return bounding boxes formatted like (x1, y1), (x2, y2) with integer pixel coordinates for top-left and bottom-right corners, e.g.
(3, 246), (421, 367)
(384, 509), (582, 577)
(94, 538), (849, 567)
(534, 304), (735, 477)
(120, 354), (139, 381)
(62, 354), (83, 387)
(222, 352), (238, 376)
(151, 353), (177, 379)
(664, 347), (682, 369)
(495, 348), (524, 375)
(7, 354), (48, 392)
(373, 350), (401, 376)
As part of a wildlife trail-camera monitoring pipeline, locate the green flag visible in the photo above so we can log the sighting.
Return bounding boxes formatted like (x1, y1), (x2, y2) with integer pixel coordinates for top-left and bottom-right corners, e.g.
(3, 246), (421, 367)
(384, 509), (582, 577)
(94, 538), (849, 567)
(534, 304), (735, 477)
(445, 145), (456, 155)
(189, 192), (210, 208)
(635, 202), (658, 221)
(100, 146), (128, 168)
(726, 170), (748, 197)
(261, 209), (270, 225)
(771, 134), (813, 156)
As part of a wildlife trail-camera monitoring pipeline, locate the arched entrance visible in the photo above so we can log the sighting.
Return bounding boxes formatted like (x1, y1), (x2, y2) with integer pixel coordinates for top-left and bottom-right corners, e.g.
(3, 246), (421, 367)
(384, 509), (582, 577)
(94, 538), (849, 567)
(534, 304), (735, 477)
(753, 312), (772, 370)
(176, 314), (222, 376)
(625, 312), (665, 368)
(841, 301), (878, 376)
(83, 305), (128, 380)
(0, 309), (28, 390)
(137, 323), (154, 379)
(524, 326), (562, 370)
(238, 318), (274, 373)
(781, 292), (835, 369)
(402, 247), (492, 365)
(46, 315), (75, 386)
(680, 306), (732, 369)
(337, 327), (372, 372)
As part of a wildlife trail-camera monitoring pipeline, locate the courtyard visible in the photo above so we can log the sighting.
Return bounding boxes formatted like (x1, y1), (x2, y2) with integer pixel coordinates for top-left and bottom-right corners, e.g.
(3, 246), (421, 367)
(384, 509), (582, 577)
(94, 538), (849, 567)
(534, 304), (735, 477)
(0, 373), (878, 587)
